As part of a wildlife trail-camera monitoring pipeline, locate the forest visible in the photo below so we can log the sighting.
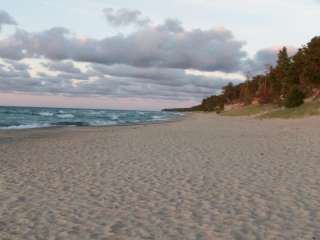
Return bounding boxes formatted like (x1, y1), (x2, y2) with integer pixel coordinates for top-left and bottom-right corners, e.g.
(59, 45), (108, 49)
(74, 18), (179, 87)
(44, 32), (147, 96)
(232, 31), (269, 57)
(164, 36), (320, 113)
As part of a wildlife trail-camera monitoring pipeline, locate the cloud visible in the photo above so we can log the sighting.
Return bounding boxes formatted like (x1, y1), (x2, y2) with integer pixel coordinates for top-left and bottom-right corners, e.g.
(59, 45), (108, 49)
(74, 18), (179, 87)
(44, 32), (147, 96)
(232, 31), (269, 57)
(244, 48), (279, 74)
(4, 59), (30, 71)
(245, 46), (298, 74)
(90, 63), (242, 89)
(0, 8), (293, 105)
(0, 58), (242, 101)
(156, 19), (184, 33)
(103, 8), (151, 27)
(0, 10), (17, 31)
(43, 61), (81, 74)
(0, 24), (247, 72)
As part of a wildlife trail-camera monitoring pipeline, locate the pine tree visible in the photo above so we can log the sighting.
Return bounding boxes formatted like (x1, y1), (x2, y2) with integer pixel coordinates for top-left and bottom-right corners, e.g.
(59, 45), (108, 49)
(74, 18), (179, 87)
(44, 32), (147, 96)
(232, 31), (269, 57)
(273, 47), (291, 97)
(267, 66), (282, 102)
(289, 49), (304, 90)
(301, 37), (320, 87)
(223, 82), (238, 104)
(183, 36), (320, 113)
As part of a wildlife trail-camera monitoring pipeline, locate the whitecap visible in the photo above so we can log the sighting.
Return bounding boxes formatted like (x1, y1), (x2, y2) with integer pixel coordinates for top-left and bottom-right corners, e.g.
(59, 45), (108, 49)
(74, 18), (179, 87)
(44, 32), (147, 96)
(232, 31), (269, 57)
(0, 123), (51, 130)
(109, 114), (119, 120)
(57, 114), (75, 119)
(39, 111), (54, 117)
(90, 120), (118, 126)
(152, 115), (165, 120)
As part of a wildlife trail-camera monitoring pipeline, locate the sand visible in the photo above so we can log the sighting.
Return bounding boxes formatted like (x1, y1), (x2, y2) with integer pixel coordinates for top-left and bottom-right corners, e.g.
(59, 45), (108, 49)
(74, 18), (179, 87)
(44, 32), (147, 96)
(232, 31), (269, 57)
(0, 113), (319, 240)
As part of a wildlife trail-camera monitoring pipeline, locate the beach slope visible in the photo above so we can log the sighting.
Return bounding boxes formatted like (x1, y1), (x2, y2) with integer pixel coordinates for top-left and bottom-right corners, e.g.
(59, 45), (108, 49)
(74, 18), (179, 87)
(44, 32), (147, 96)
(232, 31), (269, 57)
(0, 114), (319, 239)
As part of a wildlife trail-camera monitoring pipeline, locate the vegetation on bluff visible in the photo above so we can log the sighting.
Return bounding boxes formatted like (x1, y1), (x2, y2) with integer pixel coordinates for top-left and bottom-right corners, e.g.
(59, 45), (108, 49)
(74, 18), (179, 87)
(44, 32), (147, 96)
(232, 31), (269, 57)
(164, 36), (320, 118)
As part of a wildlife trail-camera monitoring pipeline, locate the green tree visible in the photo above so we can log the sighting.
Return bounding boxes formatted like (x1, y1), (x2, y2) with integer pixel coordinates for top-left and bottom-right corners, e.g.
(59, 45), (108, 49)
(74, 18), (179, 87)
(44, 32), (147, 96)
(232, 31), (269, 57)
(223, 82), (240, 104)
(275, 47), (292, 96)
(284, 88), (305, 108)
(290, 48), (304, 87)
(301, 37), (320, 87)
(265, 66), (282, 103)
(179, 36), (320, 113)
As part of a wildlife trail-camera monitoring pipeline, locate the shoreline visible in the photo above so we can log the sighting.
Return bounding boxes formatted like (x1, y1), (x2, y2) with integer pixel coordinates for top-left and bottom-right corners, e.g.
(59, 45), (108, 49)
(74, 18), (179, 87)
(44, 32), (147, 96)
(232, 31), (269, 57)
(0, 106), (184, 132)
(0, 112), (187, 133)
(0, 113), (190, 146)
(1, 112), (319, 146)
(0, 109), (318, 133)
(1, 113), (320, 239)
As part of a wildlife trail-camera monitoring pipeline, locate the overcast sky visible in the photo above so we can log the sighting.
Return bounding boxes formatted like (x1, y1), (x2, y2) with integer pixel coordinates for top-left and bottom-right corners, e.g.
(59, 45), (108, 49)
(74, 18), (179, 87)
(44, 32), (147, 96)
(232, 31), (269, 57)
(0, 0), (319, 110)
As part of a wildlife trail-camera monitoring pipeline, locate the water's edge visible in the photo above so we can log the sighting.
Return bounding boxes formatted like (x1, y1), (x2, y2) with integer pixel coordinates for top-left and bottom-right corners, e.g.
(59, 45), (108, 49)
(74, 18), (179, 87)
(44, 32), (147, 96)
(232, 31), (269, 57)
(0, 106), (184, 130)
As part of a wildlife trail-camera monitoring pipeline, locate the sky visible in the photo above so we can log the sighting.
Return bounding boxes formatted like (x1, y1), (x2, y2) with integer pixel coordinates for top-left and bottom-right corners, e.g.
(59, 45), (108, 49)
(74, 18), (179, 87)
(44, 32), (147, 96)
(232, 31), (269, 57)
(0, 0), (320, 110)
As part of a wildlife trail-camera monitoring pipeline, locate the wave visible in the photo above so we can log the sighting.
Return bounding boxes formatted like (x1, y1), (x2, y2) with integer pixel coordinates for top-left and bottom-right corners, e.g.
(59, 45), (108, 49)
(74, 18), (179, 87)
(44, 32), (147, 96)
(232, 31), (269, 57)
(52, 121), (90, 127)
(38, 111), (54, 117)
(90, 120), (118, 126)
(109, 114), (119, 120)
(0, 123), (51, 130)
(56, 114), (75, 119)
(152, 115), (166, 120)
(86, 110), (104, 116)
(0, 106), (183, 130)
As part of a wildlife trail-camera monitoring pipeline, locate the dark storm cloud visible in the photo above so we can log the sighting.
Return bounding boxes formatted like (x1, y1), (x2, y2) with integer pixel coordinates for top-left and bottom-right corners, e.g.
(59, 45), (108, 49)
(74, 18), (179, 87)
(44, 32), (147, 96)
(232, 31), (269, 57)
(103, 8), (151, 27)
(0, 10), (17, 31)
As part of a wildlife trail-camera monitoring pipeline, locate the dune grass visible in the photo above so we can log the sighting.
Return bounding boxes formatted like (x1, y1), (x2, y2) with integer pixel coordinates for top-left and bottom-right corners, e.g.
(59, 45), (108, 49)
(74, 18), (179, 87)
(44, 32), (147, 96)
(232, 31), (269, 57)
(259, 101), (320, 119)
(221, 104), (276, 117)
(221, 101), (320, 119)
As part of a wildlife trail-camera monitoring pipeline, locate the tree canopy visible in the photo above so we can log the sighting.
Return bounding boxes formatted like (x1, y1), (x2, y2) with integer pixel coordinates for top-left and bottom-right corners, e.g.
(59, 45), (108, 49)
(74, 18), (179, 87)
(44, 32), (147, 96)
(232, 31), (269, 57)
(165, 36), (320, 112)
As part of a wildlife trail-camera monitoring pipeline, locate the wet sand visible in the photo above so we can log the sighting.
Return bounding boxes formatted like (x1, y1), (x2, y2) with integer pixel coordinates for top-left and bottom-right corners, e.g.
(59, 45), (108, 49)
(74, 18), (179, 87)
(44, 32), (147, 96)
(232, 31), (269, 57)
(0, 113), (320, 239)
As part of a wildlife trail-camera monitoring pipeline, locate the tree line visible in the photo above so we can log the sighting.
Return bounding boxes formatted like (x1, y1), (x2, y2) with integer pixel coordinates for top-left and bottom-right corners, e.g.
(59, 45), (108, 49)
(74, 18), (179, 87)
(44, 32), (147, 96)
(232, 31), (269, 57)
(164, 36), (320, 112)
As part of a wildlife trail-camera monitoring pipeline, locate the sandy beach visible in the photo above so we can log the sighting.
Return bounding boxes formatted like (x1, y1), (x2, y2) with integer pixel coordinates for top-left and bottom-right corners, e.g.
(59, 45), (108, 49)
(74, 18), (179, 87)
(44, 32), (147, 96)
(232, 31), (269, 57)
(0, 113), (320, 240)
